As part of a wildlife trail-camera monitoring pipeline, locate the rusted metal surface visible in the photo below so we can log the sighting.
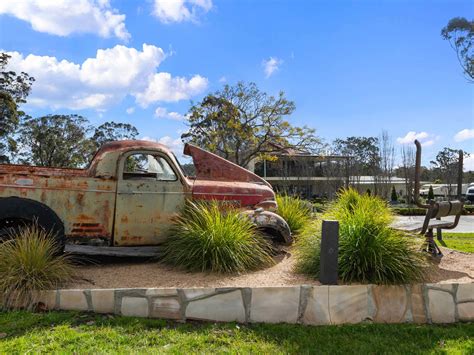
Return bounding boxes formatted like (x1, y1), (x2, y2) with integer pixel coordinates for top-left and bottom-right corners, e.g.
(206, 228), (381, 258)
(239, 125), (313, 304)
(410, 139), (464, 257)
(0, 140), (289, 247)
(184, 144), (272, 187)
(414, 139), (429, 208)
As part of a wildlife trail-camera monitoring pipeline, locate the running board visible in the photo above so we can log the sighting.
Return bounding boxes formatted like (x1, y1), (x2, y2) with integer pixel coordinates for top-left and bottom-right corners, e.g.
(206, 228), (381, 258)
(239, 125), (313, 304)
(65, 244), (164, 258)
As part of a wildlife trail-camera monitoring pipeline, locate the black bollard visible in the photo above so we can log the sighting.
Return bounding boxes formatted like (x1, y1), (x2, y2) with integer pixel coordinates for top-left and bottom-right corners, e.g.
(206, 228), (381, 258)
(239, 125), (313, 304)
(319, 220), (339, 285)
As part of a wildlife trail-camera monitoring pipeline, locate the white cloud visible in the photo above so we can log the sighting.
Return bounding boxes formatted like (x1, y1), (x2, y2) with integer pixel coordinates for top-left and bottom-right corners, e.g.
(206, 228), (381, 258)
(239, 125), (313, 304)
(454, 128), (474, 142)
(218, 76), (227, 83)
(464, 154), (474, 171)
(152, 0), (212, 23)
(421, 140), (434, 147)
(154, 107), (186, 121)
(6, 44), (208, 110)
(136, 72), (208, 107)
(262, 57), (283, 78)
(126, 107), (135, 114)
(396, 131), (435, 146)
(0, 0), (130, 40)
(141, 135), (185, 158)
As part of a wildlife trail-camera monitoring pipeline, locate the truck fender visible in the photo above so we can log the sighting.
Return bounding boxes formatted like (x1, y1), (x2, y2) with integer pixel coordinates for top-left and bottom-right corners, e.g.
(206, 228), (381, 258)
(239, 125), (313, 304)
(242, 209), (292, 245)
(0, 197), (65, 251)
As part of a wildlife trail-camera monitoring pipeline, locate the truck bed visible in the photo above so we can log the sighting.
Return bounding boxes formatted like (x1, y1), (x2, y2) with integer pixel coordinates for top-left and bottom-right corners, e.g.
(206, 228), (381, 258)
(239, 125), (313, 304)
(0, 163), (90, 178)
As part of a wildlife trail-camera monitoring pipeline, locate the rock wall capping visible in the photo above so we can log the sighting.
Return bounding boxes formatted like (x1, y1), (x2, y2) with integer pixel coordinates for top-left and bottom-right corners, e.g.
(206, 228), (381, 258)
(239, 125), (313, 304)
(37, 283), (474, 325)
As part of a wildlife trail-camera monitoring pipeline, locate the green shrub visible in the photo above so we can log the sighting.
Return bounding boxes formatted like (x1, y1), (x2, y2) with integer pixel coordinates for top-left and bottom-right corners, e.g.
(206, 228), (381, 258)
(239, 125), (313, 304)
(161, 201), (274, 273)
(293, 220), (322, 277)
(391, 186), (398, 202)
(295, 188), (426, 284)
(0, 224), (74, 310)
(276, 195), (312, 234)
(428, 185), (435, 200)
(464, 205), (474, 214)
(312, 203), (326, 213)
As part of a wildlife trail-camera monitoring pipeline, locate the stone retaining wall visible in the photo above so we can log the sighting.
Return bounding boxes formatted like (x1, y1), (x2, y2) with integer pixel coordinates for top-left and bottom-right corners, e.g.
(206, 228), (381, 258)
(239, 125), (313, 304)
(38, 283), (474, 325)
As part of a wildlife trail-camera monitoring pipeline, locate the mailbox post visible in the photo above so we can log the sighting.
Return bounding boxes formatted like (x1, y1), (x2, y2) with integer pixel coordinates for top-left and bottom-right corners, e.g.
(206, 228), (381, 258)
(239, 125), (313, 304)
(319, 220), (339, 285)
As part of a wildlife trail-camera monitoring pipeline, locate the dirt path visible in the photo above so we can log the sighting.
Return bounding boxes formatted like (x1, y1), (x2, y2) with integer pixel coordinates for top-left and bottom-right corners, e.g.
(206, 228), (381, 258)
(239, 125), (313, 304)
(68, 247), (473, 289)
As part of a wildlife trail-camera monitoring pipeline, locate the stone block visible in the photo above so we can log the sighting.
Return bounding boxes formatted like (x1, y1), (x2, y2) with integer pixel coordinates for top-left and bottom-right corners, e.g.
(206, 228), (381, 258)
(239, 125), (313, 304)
(121, 297), (148, 317)
(183, 288), (215, 301)
(250, 287), (300, 324)
(145, 288), (178, 297)
(372, 285), (408, 323)
(37, 290), (57, 310)
(427, 289), (455, 323)
(90, 289), (115, 314)
(457, 302), (474, 321)
(426, 283), (453, 292)
(151, 297), (181, 320)
(59, 290), (88, 311)
(456, 283), (474, 303)
(303, 286), (330, 325)
(410, 284), (427, 323)
(186, 290), (245, 322)
(328, 285), (369, 324)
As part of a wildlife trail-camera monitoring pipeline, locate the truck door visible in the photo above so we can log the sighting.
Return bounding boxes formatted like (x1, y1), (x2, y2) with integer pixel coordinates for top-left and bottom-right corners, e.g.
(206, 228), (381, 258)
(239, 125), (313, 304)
(114, 151), (186, 246)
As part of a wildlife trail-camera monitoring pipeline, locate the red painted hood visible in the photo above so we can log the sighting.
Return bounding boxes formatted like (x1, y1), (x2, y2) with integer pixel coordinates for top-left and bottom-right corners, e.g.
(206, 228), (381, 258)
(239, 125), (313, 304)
(183, 144), (275, 207)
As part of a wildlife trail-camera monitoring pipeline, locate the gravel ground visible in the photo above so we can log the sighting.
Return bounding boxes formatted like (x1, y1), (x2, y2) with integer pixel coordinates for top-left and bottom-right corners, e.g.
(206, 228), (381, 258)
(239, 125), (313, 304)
(68, 246), (473, 289)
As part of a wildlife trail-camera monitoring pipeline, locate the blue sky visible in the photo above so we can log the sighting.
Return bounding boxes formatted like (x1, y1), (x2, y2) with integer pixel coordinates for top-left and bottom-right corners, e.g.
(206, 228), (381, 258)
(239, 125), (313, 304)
(1, 0), (473, 167)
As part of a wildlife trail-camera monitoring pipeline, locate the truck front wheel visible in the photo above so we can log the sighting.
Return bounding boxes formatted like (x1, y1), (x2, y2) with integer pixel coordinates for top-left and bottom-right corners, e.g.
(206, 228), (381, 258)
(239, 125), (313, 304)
(242, 210), (292, 245)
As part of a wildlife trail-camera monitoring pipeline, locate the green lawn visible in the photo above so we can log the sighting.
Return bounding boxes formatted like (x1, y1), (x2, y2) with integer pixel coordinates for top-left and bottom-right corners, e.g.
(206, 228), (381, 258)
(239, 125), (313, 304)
(439, 233), (474, 253)
(0, 311), (473, 354)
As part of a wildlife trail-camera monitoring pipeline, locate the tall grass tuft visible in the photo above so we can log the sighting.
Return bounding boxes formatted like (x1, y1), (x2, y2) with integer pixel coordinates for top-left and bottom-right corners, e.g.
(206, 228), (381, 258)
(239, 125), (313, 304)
(276, 195), (312, 234)
(293, 220), (322, 277)
(0, 224), (74, 310)
(295, 188), (426, 284)
(162, 201), (274, 273)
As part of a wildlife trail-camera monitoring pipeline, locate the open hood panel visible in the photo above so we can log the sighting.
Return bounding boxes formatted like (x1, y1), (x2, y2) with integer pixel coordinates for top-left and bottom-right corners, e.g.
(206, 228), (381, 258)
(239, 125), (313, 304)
(183, 143), (271, 187)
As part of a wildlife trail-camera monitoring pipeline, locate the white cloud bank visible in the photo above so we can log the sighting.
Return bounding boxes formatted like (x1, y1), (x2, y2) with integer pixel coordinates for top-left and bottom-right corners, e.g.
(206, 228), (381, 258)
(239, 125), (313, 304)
(152, 0), (212, 23)
(0, 0), (130, 41)
(454, 128), (474, 142)
(154, 107), (186, 121)
(136, 72), (208, 107)
(142, 135), (184, 158)
(464, 154), (474, 171)
(6, 44), (208, 110)
(396, 131), (436, 147)
(262, 57), (283, 78)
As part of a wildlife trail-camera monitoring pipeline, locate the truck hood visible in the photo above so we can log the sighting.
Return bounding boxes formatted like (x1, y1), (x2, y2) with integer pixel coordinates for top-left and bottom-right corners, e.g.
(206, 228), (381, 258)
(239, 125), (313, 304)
(183, 143), (272, 188)
(183, 144), (275, 207)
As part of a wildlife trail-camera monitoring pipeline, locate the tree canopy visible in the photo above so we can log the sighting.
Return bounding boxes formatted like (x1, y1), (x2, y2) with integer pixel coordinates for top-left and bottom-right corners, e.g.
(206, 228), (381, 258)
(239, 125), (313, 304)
(182, 82), (321, 168)
(91, 121), (139, 149)
(333, 136), (380, 177)
(441, 17), (474, 82)
(18, 114), (94, 168)
(0, 53), (35, 161)
(17, 116), (140, 168)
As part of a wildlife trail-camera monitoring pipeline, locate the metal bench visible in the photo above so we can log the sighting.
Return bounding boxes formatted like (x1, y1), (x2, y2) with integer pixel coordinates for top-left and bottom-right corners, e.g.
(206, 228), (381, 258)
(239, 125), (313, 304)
(409, 139), (464, 257)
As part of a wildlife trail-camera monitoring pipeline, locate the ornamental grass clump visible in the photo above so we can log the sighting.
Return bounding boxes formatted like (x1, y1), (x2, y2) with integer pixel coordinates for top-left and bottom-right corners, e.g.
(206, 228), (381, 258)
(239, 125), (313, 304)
(293, 219), (322, 277)
(295, 188), (426, 284)
(276, 194), (312, 234)
(0, 224), (74, 310)
(162, 201), (274, 273)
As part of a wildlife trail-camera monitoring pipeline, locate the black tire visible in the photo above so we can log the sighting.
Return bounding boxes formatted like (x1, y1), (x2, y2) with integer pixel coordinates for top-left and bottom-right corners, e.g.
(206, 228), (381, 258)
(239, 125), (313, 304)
(0, 197), (65, 253)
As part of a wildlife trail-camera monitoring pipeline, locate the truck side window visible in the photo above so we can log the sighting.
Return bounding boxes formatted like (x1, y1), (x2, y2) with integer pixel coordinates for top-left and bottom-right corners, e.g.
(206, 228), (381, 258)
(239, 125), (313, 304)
(123, 154), (177, 181)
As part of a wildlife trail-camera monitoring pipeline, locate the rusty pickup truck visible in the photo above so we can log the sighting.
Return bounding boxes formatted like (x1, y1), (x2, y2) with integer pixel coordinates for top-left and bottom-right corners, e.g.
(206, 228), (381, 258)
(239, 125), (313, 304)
(0, 140), (291, 252)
